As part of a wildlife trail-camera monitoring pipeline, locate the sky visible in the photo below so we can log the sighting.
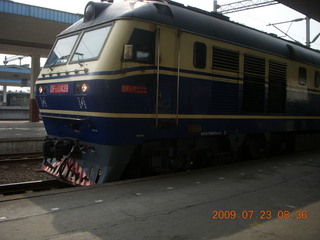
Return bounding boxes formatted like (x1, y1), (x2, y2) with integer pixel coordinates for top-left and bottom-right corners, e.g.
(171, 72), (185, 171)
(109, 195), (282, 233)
(1, 0), (320, 92)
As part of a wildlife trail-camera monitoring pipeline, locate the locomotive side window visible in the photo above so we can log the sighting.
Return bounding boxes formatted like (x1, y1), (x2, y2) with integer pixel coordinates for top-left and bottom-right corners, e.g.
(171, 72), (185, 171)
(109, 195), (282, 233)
(71, 26), (112, 62)
(45, 34), (79, 67)
(314, 71), (320, 88)
(193, 42), (207, 68)
(212, 47), (239, 72)
(126, 29), (155, 64)
(298, 67), (307, 85)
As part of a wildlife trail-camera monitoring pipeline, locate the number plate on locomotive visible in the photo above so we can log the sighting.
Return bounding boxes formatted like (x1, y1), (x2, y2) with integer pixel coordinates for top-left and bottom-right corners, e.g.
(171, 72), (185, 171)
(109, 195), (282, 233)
(50, 83), (69, 94)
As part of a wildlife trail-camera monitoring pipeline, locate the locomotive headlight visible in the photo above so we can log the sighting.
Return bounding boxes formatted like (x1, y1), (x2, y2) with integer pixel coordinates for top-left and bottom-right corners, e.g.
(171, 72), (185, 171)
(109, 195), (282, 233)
(84, 3), (94, 22)
(84, 2), (110, 23)
(38, 85), (46, 94)
(75, 82), (88, 94)
(81, 83), (88, 93)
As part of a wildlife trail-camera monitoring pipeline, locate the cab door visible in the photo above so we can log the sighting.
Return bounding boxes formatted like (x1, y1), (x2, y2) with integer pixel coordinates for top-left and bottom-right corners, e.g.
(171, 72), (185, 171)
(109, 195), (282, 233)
(155, 27), (181, 128)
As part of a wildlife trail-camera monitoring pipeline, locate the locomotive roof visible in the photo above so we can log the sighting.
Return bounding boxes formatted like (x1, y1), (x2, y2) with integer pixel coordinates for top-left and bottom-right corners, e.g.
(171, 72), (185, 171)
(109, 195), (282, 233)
(61, 0), (320, 67)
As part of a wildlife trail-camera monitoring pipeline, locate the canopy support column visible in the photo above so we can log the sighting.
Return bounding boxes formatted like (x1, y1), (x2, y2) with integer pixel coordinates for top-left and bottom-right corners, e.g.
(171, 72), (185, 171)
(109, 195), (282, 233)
(29, 55), (40, 122)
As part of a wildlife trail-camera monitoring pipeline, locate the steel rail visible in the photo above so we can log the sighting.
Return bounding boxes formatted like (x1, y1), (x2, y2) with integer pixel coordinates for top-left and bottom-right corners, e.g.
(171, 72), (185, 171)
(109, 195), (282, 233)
(0, 179), (72, 195)
(0, 152), (42, 161)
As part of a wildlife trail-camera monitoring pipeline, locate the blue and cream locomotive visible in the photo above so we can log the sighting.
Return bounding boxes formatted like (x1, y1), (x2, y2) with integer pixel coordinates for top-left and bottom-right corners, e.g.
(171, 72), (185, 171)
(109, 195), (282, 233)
(36, 0), (320, 185)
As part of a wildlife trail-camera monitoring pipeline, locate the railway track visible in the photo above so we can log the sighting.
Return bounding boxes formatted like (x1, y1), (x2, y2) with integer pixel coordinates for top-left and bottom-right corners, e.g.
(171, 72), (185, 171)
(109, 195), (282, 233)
(0, 152), (43, 162)
(0, 179), (73, 196)
(0, 152), (56, 185)
(0, 153), (73, 195)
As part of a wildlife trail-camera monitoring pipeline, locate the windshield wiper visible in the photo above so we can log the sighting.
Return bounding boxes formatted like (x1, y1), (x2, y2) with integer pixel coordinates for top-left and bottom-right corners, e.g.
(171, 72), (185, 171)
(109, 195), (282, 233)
(74, 52), (84, 57)
(50, 55), (70, 70)
(50, 59), (59, 71)
(74, 52), (84, 67)
(60, 54), (70, 61)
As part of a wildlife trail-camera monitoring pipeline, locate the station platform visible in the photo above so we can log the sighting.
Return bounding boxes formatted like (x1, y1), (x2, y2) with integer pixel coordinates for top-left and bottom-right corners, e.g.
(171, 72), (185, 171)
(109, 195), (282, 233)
(0, 121), (46, 154)
(0, 151), (319, 240)
(0, 106), (29, 120)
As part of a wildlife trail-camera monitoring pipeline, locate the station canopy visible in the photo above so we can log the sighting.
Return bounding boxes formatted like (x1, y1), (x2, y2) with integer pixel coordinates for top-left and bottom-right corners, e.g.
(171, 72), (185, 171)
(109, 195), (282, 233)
(277, 0), (320, 22)
(0, 0), (82, 57)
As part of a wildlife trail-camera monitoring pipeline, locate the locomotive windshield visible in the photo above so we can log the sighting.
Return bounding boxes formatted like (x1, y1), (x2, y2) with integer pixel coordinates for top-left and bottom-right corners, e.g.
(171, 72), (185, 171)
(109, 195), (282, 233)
(44, 25), (112, 68)
(71, 26), (111, 63)
(45, 34), (79, 67)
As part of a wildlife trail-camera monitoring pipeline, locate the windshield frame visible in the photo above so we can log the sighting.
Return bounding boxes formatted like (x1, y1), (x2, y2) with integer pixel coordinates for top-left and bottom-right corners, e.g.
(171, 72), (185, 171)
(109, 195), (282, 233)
(44, 23), (113, 68)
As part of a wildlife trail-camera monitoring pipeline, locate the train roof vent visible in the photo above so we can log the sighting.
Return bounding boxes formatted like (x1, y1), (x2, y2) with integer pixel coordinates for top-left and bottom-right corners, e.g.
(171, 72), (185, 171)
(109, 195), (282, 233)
(287, 44), (296, 60)
(154, 3), (173, 16)
(84, 1), (111, 23)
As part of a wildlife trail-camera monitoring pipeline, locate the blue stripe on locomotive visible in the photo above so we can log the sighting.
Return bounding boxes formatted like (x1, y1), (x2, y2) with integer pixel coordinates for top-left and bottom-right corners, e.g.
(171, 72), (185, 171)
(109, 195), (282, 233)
(37, 67), (320, 146)
(42, 114), (320, 146)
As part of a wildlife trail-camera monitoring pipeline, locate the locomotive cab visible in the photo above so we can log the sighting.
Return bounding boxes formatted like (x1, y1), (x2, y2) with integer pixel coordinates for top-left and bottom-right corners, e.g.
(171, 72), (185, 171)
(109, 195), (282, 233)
(36, 1), (163, 185)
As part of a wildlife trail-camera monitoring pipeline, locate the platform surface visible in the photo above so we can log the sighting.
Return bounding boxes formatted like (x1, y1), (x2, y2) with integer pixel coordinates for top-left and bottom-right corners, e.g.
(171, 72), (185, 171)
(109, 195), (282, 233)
(0, 121), (46, 141)
(0, 151), (320, 240)
(0, 120), (46, 154)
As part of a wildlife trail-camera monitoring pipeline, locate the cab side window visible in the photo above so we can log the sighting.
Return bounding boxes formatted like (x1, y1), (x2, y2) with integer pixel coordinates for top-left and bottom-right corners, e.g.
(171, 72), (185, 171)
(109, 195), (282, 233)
(298, 67), (307, 85)
(314, 71), (320, 88)
(193, 42), (206, 68)
(127, 29), (155, 64)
